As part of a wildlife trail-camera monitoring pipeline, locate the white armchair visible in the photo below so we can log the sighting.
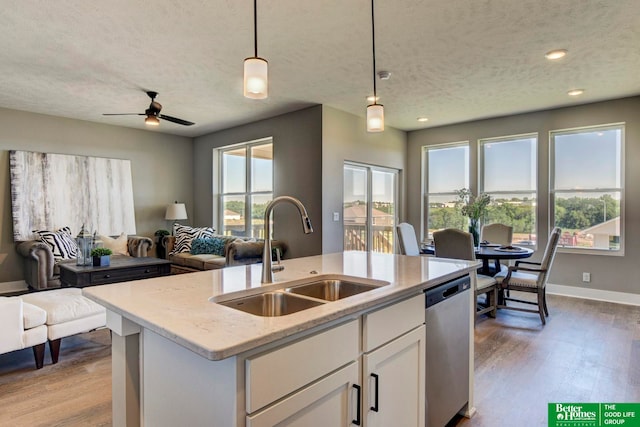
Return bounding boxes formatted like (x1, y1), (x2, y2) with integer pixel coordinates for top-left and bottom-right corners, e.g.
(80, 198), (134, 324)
(0, 297), (48, 369)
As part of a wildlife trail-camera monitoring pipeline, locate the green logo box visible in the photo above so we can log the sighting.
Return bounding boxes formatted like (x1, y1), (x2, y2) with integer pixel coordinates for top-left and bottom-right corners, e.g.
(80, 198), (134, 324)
(549, 403), (640, 427)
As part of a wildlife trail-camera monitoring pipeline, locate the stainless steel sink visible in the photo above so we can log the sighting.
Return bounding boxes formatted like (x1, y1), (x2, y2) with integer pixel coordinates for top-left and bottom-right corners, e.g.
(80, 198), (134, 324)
(285, 279), (379, 301)
(217, 292), (325, 317)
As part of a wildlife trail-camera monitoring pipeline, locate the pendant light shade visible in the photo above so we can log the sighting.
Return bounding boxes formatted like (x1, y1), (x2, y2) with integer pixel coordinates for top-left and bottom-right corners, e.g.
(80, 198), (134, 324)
(244, 0), (268, 99)
(366, 0), (384, 133)
(244, 57), (268, 99)
(367, 103), (384, 132)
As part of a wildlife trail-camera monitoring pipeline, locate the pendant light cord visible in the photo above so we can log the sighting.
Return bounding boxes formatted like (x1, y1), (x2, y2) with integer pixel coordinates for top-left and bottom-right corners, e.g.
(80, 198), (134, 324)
(253, 0), (258, 57)
(371, 0), (377, 104)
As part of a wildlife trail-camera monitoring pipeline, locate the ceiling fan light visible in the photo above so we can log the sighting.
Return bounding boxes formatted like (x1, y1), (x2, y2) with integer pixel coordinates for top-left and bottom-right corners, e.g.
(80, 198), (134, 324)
(244, 57), (268, 99)
(145, 115), (160, 126)
(367, 104), (384, 132)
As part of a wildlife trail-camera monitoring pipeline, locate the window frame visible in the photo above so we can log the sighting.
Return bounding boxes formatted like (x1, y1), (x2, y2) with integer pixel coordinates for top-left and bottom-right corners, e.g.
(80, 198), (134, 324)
(549, 123), (625, 256)
(479, 132), (538, 248)
(217, 137), (273, 237)
(421, 141), (470, 241)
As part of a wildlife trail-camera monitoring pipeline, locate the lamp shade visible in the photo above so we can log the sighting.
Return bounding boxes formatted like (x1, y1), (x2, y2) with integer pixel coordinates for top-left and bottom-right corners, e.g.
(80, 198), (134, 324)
(244, 57), (268, 99)
(165, 203), (188, 221)
(367, 104), (384, 132)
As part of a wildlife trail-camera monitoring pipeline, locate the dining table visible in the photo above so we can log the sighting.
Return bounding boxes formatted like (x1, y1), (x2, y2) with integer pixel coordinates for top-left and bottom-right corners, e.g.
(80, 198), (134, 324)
(420, 243), (534, 276)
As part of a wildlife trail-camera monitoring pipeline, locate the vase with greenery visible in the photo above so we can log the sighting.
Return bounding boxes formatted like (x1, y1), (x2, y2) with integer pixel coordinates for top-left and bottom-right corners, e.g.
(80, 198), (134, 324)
(154, 229), (170, 259)
(455, 188), (491, 247)
(91, 247), (113, 267)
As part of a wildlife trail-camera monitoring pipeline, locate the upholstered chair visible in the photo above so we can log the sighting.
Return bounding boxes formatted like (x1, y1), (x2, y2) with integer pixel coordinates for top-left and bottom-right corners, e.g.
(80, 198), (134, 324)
(0, 297), (48, 369)
(433, 228), (498, 320)
(494, 227), (562, 325)
(396, 222), (421, 256)
(480, 223), (514, 274)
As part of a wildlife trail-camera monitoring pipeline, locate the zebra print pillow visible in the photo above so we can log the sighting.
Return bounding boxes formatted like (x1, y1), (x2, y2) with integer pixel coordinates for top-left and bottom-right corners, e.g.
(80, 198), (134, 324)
(171, 224), (215, 254)
(33, 226), (78, 261)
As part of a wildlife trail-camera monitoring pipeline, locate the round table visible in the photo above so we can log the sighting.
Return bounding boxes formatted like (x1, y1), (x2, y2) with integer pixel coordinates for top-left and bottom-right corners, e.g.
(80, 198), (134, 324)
(420, 244), (534, 276)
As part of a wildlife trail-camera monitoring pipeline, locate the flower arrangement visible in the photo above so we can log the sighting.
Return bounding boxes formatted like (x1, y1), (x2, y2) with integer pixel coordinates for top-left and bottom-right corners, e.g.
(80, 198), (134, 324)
(455, 188), (491, 221)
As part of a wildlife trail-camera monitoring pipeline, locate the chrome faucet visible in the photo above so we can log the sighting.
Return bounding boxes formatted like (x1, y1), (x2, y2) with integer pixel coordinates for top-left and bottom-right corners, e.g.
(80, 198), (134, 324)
(261, 196), (313, 283)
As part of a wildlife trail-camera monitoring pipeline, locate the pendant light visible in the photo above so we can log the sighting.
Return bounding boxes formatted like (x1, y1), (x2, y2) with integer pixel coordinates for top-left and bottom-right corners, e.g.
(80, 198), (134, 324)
(244, 0), (268, 99)
(366, 0), (384, 132)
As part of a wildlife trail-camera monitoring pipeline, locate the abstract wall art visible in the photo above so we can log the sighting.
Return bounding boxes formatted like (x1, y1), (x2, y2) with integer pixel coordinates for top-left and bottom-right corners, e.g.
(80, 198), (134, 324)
(9, 150), (136, 241)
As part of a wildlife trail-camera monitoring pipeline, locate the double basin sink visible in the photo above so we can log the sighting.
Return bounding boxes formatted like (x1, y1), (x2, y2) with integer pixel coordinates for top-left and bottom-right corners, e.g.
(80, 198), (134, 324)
(214, 276), (389, 317)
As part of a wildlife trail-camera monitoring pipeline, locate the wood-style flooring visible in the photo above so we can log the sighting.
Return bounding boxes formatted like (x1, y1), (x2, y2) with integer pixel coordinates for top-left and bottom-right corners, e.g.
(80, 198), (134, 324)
(0, 294), (638, 427)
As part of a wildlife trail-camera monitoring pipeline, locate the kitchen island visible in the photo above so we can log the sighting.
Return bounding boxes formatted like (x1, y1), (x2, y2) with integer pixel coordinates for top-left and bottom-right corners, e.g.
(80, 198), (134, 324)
(83, 251), (479, 427)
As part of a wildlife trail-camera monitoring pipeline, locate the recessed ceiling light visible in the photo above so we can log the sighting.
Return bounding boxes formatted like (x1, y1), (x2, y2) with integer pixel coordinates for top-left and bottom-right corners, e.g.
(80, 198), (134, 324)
(417, 117), (429, 122)
(545, 49), (567, 60)
(567, 89), (584, 96)
(366, 95), (380, 102)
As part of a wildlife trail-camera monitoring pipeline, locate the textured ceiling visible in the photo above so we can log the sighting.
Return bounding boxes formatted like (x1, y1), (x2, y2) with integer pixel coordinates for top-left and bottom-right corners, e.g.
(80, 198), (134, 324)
(0, 0), (639, 138)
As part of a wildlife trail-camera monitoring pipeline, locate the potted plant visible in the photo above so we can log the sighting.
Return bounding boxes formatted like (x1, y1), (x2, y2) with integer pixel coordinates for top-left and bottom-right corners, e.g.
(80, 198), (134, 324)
(154, 229), (170, 259)
(91, 247), (113, 267)
(455, 188), (491, 247)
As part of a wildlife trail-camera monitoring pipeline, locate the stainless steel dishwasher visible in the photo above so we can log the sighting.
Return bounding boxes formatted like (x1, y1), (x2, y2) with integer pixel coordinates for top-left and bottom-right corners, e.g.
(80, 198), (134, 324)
(425, 275), (471, 427)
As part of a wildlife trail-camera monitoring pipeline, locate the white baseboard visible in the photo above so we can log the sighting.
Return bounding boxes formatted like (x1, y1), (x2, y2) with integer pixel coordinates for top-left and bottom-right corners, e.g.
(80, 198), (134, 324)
(0, 280), (28, 295)
(546, 283), (640, 306)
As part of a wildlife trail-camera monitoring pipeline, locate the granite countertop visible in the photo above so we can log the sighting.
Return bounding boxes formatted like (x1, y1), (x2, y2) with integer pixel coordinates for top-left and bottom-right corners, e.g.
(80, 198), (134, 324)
(83, 251), (478, 361)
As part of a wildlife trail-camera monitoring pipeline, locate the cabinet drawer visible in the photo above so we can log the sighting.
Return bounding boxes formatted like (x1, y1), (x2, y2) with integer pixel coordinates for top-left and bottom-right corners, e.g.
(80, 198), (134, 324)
(363, 293), (424, 352)
(90, 265), (160, 284)
(246, 319), (359, 414)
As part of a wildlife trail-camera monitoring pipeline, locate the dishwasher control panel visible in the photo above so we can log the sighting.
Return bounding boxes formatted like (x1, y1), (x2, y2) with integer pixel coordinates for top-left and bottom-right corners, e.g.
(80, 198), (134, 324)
(425, 275), (471, 308)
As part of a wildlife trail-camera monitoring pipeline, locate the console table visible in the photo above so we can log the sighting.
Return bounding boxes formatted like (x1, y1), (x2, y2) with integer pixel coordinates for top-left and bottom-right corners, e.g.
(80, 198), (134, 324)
(59, 257), (172, 288)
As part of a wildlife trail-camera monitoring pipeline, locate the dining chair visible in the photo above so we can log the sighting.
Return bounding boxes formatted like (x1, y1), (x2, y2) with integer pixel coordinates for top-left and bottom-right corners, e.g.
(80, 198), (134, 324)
(480, 223), (513, 274)
(433, 228), (498, 321)
(494, 227), (561, 325)
(396, 222), (421, 256)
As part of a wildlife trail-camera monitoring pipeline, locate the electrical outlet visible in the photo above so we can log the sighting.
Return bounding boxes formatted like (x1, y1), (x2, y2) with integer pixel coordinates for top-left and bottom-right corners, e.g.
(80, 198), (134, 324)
(333, 212), (340, 221)
(582, 272), (591, 283)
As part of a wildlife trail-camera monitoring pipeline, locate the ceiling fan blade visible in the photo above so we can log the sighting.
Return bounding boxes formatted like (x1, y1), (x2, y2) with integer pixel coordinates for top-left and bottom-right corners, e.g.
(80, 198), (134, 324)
(159, 114), (195, 126)
(103, 113), (145, 116)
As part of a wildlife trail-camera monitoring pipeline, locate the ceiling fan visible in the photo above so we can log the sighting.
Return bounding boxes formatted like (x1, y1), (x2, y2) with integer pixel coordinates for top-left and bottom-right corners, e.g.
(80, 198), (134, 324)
(103, 91), (195, 126)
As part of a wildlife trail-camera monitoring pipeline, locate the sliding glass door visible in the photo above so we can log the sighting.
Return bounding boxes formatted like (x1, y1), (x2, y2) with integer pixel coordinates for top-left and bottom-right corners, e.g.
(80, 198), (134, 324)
(343, 163), (398, 253)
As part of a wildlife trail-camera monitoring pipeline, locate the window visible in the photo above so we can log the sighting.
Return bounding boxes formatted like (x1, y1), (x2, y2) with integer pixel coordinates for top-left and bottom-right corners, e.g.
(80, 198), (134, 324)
(550, 124), (623, 252)
(422, 143), (469, 240)
(219, 139), (273, 238)
(480, 134), (537, 246)
(343, 163), (398, 253)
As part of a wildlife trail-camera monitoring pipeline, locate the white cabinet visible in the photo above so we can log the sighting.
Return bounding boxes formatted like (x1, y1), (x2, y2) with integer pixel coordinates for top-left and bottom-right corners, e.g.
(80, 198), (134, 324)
(363, 326), (425, 427)
(247, 361), (360, 427)
(361, 294), (425, 427)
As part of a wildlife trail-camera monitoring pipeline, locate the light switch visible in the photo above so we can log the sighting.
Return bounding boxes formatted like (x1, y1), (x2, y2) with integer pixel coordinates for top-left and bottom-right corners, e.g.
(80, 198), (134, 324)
(333, 212), (340, 221)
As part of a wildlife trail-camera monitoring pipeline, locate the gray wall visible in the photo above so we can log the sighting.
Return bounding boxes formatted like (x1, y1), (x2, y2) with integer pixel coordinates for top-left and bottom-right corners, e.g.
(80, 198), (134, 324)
(322, 106), (407, 254)
(0, 107), (193, 284)
(193, 106), (323, 258)
(407, 96), (640, 294)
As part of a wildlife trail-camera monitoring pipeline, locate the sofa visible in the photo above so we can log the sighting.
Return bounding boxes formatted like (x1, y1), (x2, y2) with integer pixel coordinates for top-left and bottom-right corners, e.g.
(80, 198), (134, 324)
(164, 233), (287, 272)
(16, 234), (153, 291)
(0, 296), (48, 369)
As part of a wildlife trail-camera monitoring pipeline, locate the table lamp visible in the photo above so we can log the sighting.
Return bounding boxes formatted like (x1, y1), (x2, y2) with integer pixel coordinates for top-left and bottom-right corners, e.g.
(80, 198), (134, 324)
(165, 201), (188, 234)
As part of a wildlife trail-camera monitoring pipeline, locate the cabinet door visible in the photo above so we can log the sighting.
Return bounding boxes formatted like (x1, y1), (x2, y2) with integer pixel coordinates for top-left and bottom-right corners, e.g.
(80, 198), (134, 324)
(247, 361), (361, 427)
(363, 325), (425, 427)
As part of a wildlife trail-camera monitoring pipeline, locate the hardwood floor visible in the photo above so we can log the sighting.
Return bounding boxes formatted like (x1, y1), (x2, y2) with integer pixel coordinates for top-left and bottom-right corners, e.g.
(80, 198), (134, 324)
(0, 294), (638, 427)
(0, 330), (111, 427)
(453, 293), (640, 427)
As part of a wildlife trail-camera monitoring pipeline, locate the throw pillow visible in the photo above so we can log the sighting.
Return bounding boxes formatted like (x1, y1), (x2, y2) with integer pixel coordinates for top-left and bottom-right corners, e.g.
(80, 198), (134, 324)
(99, 233), (130, 256)
(33, 226), (78, 262)
(172, 224), (215, 254)
(190, 238), (216, 255)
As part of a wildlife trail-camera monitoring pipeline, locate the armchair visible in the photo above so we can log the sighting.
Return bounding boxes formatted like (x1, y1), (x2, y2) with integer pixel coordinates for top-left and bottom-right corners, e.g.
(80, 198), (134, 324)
(494, 227), (561, 325)
(16, 235), (153, 291)
(0, 297), (48, 369)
